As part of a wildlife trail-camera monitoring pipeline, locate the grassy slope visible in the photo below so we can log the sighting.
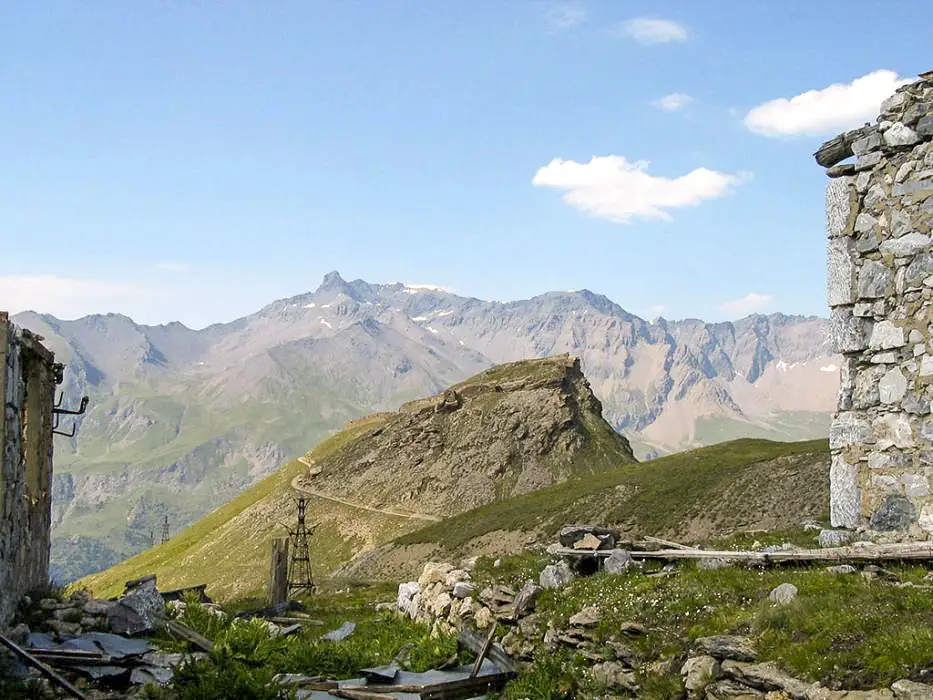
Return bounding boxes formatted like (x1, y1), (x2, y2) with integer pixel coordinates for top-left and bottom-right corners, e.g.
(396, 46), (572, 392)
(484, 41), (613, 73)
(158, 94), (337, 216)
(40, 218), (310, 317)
(76, 415), (413, 600)
(394, 437), (829, 552)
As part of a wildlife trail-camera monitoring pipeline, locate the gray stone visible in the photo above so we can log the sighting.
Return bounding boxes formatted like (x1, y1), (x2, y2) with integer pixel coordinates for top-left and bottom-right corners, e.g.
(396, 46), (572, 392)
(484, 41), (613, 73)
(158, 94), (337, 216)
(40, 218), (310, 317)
(83, 599), (115, 616)
(768, 583), (798, 605)
(721, 660), (814, 698)
(698, 557), (734, 570)
(856, 151), (883, 171)
(826, 178), (853, 237)
(902, 474), (930, 499)
(512, 580), (543, 617)
(604, 549), (635, 574)
(879, 367), (909, 404)
(869, 495), (918, 531)
(873, 412), (915, 449)
(909, 329), (925, 343)
(826, 164), (856, 178)
(451, 581), (475, 600)
(864, 183), (887, 209)
(694, 635), (757, 662)
(682, 655), (721, 693)
(830, 454), (860, 528)
(852, 131), (882, 155)
(859, 260), (893, 298)
(830, 412), (872, 449)
(830, 307), (869, 353)
(107, 580), (165, 636)
(907, 254), (933, 286)
(321, 621), (356, 642)
(891, 207), (911, 237)
(827, 238), (855, 306)
(826, 564), (857, 574)
(569, 605), (601, 627)
(869, 320), (905, 349)
(397, 582), (420, 610)
(918, 355), (933, 378)
(871, 352), (897, 364)
(896, 161), (917, 183)
(881, 92), (908, 115)
(856, 232), (880, 253)
(818, 528), (854, 548)
(539, 562), (574, 590)
(891, 679), (933, 699)
(880, 233), (932, 257)
(589, 661), (638, 692)
(854, 212), (877, 233)
(558, 525), (618, 550)
(902, 393), (931, 416)
(917, 115), (933, 139)
(884, 123), (920, 147)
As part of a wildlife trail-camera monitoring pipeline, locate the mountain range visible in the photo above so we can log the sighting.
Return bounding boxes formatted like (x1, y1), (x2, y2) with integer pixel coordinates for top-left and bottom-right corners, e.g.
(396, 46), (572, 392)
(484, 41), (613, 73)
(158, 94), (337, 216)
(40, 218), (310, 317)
(10, 271), (839, 581)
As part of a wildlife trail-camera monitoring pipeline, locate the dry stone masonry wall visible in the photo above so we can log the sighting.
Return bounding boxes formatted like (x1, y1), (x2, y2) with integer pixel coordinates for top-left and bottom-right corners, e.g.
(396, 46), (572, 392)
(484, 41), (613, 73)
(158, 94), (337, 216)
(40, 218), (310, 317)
(818, 71), (933, 537)
(0, 311), (62, 624)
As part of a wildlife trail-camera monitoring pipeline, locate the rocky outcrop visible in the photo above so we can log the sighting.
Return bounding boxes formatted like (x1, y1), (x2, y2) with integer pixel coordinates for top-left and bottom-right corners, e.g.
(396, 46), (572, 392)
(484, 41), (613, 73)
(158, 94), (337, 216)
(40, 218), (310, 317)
(817, 70), (933, 537)
(298, 355), (637, 517)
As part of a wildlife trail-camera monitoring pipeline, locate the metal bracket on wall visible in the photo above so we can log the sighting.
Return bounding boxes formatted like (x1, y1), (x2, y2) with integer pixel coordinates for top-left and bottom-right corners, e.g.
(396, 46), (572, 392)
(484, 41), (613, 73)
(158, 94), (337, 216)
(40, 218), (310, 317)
(52, 394), (89, 437)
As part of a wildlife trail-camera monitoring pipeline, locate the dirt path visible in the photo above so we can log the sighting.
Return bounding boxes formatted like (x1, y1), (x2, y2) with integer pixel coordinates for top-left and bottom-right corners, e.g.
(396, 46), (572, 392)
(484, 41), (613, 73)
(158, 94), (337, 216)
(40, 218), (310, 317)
(292, 458), (441, 522)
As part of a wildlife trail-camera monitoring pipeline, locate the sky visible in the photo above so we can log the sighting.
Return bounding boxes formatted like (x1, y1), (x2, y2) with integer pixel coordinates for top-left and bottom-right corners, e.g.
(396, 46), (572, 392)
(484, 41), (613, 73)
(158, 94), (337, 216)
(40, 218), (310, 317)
(1, 1), (930, 329)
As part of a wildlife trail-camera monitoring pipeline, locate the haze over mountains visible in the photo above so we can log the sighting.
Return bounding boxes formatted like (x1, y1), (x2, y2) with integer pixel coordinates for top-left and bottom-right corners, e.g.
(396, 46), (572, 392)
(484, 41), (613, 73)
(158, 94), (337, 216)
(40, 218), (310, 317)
(12, 272), (839, 581)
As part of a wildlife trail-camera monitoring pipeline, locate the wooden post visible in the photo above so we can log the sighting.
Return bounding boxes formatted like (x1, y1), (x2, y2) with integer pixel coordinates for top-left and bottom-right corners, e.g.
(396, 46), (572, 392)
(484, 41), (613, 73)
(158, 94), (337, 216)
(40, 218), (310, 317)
(270, 536), (290, 606)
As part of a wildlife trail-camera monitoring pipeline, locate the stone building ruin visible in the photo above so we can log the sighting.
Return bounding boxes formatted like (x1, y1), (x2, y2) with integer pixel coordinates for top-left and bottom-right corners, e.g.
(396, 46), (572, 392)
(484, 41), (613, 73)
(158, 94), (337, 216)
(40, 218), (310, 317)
(818, 71), (933, 537)
(0, 311), (63, 624)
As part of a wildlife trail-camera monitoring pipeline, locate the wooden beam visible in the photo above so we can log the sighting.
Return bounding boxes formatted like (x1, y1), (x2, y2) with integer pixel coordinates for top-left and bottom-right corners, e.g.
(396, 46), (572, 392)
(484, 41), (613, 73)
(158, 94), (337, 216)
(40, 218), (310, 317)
(165, 619), (214, 653)
(629, 542), (933, 564)
(0, 633), (90, 700)
(270, 536), (290, 607)
(813, 124), (873, 167)
(458, 626), (517, 674)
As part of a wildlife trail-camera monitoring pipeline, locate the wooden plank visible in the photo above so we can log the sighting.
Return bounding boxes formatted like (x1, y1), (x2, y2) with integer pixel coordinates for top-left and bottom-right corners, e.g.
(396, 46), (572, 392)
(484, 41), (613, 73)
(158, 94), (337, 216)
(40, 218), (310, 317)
(419, 672), (516, 700)
(0, 633), (90, 700)
(164, 619), (215, 653)
(270, 536), (290, 607)
(330, 689), (395, 700)
(643, 535), (693, 550)
(469, 624), (496, 679)
(457, 626), (517, 674)
(629, 542), (933, 564)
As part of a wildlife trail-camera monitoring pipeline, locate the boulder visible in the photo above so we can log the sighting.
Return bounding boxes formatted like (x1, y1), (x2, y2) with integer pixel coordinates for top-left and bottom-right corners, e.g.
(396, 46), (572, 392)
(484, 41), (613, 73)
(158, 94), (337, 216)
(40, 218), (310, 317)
(539, 562), (574, 590)
(513, 581), (543, 618)
(418, 562), (454, 587)
(107, 579), (165, 636)
(590, 660), (638, 692)
(769, 583), (798, 605)
(452, 582), (475, 600)
(695, 635), (757, 662)
(705, 679), (766, 699)
(558, 525), (619, 550)
(604, 549), (635, 574)
(397, 582), (420, 611)
(568, 606), (601, 627)
(682, 655), (721, 694)
(721, 660), (815, 698)
(891, 679), (933, 699)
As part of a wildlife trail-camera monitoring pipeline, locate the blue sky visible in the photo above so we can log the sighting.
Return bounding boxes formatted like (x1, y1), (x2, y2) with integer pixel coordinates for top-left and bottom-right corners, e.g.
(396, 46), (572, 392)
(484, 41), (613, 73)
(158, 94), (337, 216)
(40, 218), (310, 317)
(1, 1), (930, 328)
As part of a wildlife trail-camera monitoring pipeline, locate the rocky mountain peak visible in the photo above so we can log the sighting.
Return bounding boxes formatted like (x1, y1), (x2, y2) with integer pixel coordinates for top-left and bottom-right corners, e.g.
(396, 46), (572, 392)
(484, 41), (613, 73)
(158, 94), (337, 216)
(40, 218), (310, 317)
(300, 354), (637, 517)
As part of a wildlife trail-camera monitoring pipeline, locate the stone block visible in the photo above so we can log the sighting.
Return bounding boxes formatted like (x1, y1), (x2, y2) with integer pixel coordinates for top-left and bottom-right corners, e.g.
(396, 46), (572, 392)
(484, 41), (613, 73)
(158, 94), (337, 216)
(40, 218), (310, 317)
(858, 260), (893, 299)
(829, 307), (869, 353)
(884, 123), (921, 147)
(880, 233), (932, 257)
(879, 367), (909, 404)
(873, 412), (915, 450)
(827, 237), (856, 306)
(826, 178), (853, 238)
(869, 495), (918, 531)
(869, 320), (906, 349)
(830, 453), (861, 528)
(830, 412), (872, 449)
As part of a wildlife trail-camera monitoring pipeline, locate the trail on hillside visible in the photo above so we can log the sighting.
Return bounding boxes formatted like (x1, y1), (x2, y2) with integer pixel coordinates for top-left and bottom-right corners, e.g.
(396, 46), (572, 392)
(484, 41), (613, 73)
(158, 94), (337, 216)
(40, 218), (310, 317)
(291, 461), (441, 522)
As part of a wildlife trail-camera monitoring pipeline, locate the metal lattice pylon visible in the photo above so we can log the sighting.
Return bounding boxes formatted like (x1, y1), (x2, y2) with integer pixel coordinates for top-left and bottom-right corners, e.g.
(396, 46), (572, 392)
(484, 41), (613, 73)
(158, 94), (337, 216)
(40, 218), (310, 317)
(160, 515), (170, 545)
(287, 497), (317, 597)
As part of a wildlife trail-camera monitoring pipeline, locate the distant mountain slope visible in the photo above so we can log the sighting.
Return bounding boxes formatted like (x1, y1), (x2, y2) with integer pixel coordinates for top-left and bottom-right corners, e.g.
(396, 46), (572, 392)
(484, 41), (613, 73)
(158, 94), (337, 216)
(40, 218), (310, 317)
(78, 356), (638, 600)
(13, 271), (838, 581)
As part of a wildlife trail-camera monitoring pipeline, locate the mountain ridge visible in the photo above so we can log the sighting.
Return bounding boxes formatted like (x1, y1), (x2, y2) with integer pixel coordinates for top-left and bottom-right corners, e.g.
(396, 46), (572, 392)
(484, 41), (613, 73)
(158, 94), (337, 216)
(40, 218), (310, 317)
(10, 271), (839, 581)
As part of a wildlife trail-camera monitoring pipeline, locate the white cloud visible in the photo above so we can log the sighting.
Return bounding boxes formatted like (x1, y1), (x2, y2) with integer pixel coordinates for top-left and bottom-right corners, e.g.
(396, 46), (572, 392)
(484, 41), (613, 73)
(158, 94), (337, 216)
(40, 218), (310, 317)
(532, 155), (749, 223)
(545, 2), (586, 30)
(718, 293), (774, 317)
(0, 275), (151, 320)
(153, 261), (190, 273)
(744, 69), (911, 137)
(618, 17), (687, 44)
(651, 93), (695, 112)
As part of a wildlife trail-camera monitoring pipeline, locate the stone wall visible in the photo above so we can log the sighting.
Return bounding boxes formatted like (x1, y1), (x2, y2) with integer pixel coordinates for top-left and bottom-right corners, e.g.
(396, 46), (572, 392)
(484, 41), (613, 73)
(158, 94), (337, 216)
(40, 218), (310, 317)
(819, 71), (933, 537)
(0, 311), (62, 624)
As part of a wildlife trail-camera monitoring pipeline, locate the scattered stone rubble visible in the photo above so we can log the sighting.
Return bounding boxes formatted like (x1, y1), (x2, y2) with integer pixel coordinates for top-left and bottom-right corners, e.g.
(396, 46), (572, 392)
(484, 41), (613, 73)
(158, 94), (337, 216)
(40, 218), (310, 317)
(398, 531), (933, 698)
(817, 70), (933, 538)
(0, 577), (211, 696)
